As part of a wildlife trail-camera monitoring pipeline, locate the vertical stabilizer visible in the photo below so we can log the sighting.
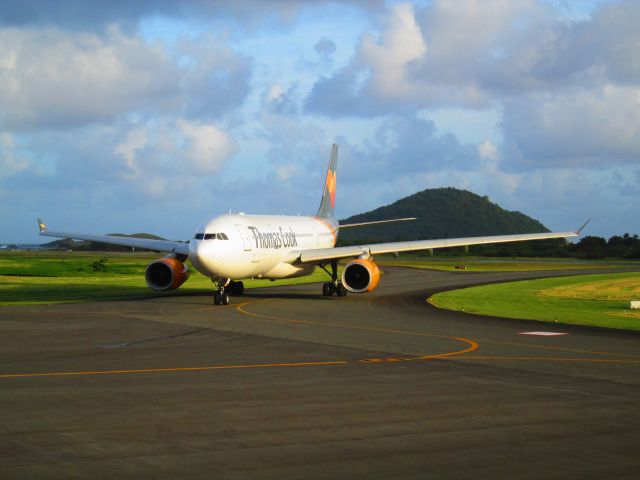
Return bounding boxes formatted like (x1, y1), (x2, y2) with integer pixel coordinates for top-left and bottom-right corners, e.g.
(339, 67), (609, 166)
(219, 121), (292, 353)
(316, 144), (338, 219)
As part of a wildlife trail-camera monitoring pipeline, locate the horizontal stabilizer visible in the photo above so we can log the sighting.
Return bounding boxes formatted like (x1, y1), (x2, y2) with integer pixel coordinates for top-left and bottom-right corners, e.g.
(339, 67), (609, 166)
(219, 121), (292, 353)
(339, 217), (416, 229)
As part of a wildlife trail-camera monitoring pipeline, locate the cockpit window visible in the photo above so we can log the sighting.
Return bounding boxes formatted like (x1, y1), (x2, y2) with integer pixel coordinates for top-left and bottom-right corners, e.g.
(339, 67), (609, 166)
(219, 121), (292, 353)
(198, 232), (228, 240)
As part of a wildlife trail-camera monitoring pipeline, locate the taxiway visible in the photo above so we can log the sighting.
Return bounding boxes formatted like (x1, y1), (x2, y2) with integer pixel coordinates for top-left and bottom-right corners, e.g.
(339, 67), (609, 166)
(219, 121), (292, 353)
(1, 267), (640, 479)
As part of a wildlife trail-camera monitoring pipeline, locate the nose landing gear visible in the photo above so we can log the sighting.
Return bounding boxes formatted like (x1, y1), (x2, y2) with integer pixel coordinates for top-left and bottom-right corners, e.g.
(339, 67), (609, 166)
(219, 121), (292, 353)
(213, 289), (229, 306)
(212, 279), (244, 305)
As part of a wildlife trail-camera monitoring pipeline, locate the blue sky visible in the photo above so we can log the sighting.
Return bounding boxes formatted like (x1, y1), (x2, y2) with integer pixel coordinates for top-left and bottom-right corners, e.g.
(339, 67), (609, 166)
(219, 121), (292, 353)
(1, 0), (638, 243)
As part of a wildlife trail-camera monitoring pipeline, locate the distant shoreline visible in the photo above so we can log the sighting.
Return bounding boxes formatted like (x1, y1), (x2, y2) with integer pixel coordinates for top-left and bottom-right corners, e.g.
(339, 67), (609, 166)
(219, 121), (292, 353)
(0, 244), (45, 251)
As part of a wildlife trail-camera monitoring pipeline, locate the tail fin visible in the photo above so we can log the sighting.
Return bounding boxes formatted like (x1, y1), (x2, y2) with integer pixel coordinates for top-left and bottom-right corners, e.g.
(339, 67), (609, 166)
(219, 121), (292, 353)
(316, 144), (338, 219)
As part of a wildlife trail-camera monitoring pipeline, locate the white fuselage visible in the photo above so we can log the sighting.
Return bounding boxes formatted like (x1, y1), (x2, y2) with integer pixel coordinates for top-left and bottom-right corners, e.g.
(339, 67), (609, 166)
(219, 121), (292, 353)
(188, 214), (337, 280)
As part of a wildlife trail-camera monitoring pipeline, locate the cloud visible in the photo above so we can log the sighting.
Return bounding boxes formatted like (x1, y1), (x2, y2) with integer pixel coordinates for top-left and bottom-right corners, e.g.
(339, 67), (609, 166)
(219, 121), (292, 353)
(306, 0), (543, 114)
(178, 120), (237, 174)
(0, 1), (288, 30)
(115, 127), (148, 175)
(178, 36), (252, 120)
(0, 26), (251, 132)
(502, 85), (640, 170)
(0, 1), (384, 32)
(1, 0), (637, 243)
(306, 3), (429, 116)
(0, 26), (179, 131)
(360, 3), (426, 99)
(0, 133), (29, 178)
(340, 115), (480, 180)
(2, 118), (237, 196)
(307, 0), (640, 114)
(261, 83), (300, 115)
(314, 37), (336, 59)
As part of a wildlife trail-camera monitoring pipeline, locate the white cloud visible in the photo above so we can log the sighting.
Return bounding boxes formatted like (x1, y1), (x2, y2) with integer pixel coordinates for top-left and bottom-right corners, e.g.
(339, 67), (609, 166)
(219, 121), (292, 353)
(276, 164), (296, 181)
(0, 26), (179, 131)
(503, 85), (640, 169)
(178, 120), (237, 174)
(0, 133), (29, 178)
(0, 26), (252, 132)
(478, 139), (499, 161)
(177, 35), (252, 120)
(115, 127), (148, 175)
(266, 84), (286, 104)
(360, 3), (426, 98)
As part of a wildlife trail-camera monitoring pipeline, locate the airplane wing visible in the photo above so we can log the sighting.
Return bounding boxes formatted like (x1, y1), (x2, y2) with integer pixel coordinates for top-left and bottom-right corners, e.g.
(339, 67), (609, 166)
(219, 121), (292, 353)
(37, 219), (190, 256)
(287, 224), (588, 265)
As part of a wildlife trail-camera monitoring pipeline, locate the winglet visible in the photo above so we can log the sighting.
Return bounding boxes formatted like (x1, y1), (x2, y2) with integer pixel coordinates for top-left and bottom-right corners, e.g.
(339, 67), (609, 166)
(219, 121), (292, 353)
(576, 218), (591, 235)
(37, 218), (47, 234)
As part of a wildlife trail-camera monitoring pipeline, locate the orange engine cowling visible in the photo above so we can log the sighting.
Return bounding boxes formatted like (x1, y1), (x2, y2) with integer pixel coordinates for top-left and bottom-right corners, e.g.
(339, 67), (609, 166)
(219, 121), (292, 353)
(145, 258), (190, 291)
(341, 258), (380, 293)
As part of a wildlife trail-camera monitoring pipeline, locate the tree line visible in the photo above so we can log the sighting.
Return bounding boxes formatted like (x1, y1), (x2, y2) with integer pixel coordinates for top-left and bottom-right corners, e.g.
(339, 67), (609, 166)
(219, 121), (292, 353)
(467, 233), (640, 259)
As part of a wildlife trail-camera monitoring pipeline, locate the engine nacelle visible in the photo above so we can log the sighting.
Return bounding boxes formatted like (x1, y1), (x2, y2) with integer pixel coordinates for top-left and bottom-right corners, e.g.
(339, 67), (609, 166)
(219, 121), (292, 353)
(145, 258), (190, 291)
(341, 258), (380, 293)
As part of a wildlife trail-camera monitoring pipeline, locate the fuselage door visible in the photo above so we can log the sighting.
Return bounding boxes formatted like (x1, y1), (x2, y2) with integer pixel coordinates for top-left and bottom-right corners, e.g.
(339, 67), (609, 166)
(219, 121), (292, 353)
(236, 224), (253, 251)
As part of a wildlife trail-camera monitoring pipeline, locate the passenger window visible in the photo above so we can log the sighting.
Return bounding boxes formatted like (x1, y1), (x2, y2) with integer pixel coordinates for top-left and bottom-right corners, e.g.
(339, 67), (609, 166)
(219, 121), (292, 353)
(204, 233), (216, 240)
(194, 233), (204, 240)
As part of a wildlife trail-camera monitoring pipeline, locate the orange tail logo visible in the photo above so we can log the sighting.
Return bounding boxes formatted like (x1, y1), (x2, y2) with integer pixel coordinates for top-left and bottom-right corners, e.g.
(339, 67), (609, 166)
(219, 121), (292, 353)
(325, 170), (336, 208)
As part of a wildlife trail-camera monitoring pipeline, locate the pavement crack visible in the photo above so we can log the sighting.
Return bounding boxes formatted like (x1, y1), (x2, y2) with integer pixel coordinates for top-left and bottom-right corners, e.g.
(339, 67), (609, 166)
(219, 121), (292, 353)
(98, 328), (208, 349)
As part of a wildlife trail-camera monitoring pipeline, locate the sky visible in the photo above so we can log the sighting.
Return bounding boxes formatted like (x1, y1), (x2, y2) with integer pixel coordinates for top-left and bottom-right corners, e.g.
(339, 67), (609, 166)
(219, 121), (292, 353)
(1, 0), (638, 243)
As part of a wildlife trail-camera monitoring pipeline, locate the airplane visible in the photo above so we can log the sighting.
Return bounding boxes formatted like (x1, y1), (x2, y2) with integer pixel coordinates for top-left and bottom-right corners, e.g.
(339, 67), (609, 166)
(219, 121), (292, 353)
(38, 144), (588, 305)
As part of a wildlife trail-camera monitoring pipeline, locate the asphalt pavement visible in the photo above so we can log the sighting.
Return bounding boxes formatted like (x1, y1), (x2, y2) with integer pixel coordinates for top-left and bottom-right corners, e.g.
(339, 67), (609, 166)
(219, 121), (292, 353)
(1, 266), (639, 479)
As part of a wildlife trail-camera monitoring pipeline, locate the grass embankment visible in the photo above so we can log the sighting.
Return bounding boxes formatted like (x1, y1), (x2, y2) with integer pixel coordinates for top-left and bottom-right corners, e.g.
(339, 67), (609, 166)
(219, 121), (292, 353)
(429, 272), (640, 331)
(379, 254), (622, 272)
(0, 251), (330, 306)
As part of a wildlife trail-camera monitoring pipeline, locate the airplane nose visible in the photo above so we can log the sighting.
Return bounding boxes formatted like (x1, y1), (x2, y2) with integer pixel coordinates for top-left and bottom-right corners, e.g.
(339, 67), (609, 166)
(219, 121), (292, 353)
(189, 240), (209, 274)
(190, 239), (224, 277)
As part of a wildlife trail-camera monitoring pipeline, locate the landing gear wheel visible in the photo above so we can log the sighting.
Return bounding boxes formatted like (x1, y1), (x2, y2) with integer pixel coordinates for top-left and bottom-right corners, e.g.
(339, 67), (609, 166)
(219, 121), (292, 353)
(221, 291), (230, 305)
(322, 282), (333, 296)
(233, 281), (244, 295)
(336, 283), (347, 297)
(213, 291), (221, 305)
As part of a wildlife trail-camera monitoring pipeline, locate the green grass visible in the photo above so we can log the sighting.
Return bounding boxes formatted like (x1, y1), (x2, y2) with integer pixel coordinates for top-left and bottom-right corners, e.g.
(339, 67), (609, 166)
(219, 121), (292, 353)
(429, 272), (640, 331)
(0, 251), (331, 306)
(2, 251), (636, 309)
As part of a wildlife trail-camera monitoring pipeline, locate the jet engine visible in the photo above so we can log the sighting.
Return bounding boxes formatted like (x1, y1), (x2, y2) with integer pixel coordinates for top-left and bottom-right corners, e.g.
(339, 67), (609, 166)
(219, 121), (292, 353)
(341, 258), (380, 293)
(145, 257), (190, 291)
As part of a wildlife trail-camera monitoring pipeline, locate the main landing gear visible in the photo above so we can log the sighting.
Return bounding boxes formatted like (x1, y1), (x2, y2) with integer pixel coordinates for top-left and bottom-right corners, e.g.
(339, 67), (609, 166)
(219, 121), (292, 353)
(320, 259), (347, 297)
(212, 279), (244, 305)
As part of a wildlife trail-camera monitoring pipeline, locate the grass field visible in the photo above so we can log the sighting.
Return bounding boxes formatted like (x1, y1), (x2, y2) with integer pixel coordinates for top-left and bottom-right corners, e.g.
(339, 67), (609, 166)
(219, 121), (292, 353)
(429, 272), (640, 331)
(0, 251), (330, 306)
(1, 251), (638, 315)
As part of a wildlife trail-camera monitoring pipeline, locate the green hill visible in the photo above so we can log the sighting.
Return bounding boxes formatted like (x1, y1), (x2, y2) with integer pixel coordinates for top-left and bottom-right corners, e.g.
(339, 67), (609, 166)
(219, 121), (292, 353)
(338, 187), (550, 248)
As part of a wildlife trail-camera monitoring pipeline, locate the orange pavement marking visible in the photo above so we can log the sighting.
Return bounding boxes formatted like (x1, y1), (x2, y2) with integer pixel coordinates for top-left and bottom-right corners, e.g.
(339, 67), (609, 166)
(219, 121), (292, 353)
(0, 361), (348, 379)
